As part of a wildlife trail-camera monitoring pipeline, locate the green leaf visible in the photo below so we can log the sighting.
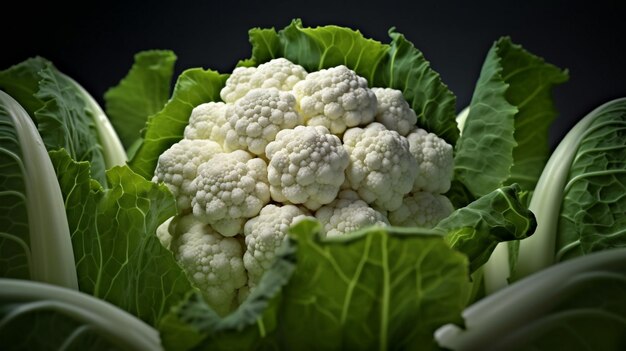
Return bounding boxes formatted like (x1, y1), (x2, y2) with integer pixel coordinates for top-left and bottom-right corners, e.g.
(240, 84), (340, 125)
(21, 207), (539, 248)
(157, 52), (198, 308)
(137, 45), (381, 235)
(272, 220), (470, 351)
(0, 278), (162, 351)
(105, 50), (177, 149)
(556, 99), (626, 261)
(445, 179), (475, 209)
(247, 19), (458, 145)
(501, 40), (569, 190)
(453, 44), (517, 198)
(516, 98), (626, 279)
(0, 57), (127, 183)
(128, 68), (227, 180)
(246, 27), (283, 63)
(0, 57), (47, 114)
(437, 184), (537, 272)
(35, 66), (109, 183)
(436, 248), (626, 351)
(49, 149), (191, 326)
(0, 91), (77, 288)
(455, 37), (568, 198)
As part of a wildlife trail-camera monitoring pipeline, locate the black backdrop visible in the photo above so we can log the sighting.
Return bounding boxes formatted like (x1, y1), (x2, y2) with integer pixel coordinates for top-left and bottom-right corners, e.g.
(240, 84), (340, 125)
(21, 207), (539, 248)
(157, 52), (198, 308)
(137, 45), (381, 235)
(3, 0), (625, 148)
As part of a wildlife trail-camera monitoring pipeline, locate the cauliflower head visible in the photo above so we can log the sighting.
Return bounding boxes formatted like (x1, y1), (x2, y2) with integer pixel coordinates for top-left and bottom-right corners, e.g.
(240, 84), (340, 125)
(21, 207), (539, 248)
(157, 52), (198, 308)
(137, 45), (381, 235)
(407, 128), (454, 194)
(315, 190), (389, 238)
(223, 88), (303, 156)
(153, 57), (464, 314)
(169, 215), (247, 317)
(372, 87), (418, 136)
(191, 150), (270, 236)
(293, 65), (377, 135)
(243, 204), (309, 288)
(388, 191), (454, 228)
(152, 139), (223, 211)
(184, 102), (228, 145)
(220, 58), (308, 103)
(266, 125), (350, 210)
(343, 123), (418, 211)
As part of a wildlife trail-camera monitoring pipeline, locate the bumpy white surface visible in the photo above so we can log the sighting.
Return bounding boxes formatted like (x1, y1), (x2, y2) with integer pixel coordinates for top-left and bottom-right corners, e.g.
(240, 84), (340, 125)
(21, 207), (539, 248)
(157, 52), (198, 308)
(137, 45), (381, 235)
(223, 88), (303, 156)
(372, 87), (418, 136)
(406, 128), (454, 194)
(388, 191), (454, 228)
(315, 190), (389, 238)
(265, 125), (350, 210)
(343, 123), (417, 211)
(152, 139), (223, 211)
(169, 216), (247, 317)
(243, 204), (309, 288)
(293, 65), (377, 134)
(220, 58), (308, 103)
(191, 150), (270, 236)
(184, 102), (228, 145)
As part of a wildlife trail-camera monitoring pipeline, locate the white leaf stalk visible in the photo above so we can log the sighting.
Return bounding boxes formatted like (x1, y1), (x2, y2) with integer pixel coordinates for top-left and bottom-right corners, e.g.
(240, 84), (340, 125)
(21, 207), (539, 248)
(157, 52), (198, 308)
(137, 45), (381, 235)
(0, 278), (162, 351)
(0, 91), (78, 289)
(435, 248), (626, 350)
(456, 106), (470, 135)
(481, 243), (510, 293)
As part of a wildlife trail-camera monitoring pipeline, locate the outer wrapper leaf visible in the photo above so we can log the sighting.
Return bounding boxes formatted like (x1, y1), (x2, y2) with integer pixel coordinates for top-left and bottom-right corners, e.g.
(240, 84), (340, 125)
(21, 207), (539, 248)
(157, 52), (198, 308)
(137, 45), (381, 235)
(0, 58), (46, 113)
(556, 99), (626, 261)
(0, 58), (110, 183)
(105, 50), (176, 150)
(49, 149), (192, 326)
(274, 221), (470, 351)
(247, 19), (458, 145)
(128, 68), (227, 180)
(455, 37), (568, 198)
(516, 98), (626, 279)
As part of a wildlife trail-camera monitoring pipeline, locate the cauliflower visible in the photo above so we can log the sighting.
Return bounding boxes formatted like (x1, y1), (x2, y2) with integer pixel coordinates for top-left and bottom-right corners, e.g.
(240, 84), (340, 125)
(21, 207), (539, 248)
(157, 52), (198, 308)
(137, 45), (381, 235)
(388, 192), (454, 228)
(407, 128), (454, 194)
(293, 65), (377, 134)
(343, 123), (418, 211)
(151, 58), (460, 313)
(191, 150), (270, 236)
(243, 204), (309, 288)
(372, 87), (418, 136)
(223, 88), (303, 156)
(184, 102), (228, 145)
(220, 58), (308, 103)
(315, 190), (389, 237)
(265, 125), (350, 210)
(169, 215), (247, 317)
(152, 139), (223, 211)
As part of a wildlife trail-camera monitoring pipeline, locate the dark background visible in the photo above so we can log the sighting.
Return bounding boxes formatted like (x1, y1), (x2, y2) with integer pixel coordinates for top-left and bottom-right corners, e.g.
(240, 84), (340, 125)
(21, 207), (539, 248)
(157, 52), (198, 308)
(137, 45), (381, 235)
(3, 0), (625, 148)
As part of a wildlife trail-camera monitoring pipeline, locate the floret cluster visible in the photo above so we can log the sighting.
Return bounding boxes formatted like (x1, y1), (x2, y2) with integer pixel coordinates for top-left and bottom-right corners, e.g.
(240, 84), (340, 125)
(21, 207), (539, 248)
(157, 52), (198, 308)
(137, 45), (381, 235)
(153, 58), (454, 314)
